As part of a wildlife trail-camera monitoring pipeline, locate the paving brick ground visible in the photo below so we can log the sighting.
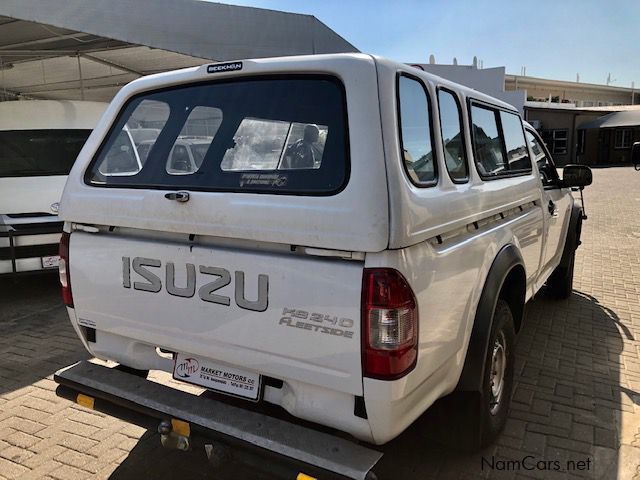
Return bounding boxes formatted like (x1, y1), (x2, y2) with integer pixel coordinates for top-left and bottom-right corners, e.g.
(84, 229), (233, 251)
(1, 167), (639, 479)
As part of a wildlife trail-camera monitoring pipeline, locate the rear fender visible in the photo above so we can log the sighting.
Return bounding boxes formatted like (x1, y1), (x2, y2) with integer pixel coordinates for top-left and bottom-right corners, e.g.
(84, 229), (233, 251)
(456, 244), (525, 392)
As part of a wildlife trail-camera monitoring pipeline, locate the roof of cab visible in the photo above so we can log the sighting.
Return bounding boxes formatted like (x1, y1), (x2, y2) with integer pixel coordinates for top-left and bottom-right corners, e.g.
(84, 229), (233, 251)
(0, 100), (108, 131)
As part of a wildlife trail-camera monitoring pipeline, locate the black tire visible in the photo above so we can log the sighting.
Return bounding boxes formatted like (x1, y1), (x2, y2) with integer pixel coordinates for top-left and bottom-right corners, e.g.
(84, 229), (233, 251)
(547, 249), (575, 299)
(476, 299), (516, 447)
(426, 299), (516, 451)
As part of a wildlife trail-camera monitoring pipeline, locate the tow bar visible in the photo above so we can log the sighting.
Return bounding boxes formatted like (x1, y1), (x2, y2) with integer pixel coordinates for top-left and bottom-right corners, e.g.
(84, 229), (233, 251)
(55, 361), (382, 480)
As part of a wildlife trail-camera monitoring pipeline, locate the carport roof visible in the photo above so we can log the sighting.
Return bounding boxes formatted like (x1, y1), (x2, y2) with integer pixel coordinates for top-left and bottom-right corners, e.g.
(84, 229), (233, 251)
(0, 0), (358, 102)
(578, 110), (640, 129)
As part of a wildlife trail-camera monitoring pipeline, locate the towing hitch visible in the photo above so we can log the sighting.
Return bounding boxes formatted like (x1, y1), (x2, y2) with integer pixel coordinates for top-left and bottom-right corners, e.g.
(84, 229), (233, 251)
(158, 419), (191, 451)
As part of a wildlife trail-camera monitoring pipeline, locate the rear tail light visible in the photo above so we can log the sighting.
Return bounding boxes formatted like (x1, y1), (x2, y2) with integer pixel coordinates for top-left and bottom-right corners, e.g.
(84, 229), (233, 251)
(59, 231), (73, 307)
(362, 268), (418, 380)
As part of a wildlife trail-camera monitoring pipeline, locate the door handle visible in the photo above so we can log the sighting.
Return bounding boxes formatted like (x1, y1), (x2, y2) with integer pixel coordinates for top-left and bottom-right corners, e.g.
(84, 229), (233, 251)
(165, 191), (190, 203)
(548, 200), (556, 215)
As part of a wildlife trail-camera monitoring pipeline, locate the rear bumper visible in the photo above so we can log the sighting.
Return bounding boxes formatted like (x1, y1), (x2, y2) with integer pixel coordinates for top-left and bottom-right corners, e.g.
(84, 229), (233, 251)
(0, 220), (62, 274)
(54, 361), (382, 480)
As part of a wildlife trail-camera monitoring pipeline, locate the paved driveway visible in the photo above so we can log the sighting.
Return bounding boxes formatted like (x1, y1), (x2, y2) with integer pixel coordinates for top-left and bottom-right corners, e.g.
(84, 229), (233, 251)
(1, 167), (640, 479)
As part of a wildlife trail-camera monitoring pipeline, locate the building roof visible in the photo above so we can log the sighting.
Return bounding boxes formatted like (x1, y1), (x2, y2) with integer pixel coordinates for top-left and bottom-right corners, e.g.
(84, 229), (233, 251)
(0, 0), (358, 102)
(525, 101), (640, 113)
(578, 110), (640, 129)
(506, 74), (636, 94)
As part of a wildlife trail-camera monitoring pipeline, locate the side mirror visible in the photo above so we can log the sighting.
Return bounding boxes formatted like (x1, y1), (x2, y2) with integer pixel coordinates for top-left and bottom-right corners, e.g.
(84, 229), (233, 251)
(562, 164), (592, 188)
(632, 142), (640, 171)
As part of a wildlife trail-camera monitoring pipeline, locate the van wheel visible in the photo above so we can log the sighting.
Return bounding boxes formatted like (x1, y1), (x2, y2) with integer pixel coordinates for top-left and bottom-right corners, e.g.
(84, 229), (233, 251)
(547, 250), (575, 299)
(428, 300), (515, 451)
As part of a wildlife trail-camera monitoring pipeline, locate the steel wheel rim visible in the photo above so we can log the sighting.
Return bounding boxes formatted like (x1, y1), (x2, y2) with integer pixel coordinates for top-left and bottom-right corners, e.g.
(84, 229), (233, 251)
(489, 331), (506, 415)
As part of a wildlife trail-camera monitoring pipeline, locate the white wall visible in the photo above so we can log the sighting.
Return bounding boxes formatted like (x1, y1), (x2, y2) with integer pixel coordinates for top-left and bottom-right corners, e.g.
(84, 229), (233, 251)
(413, 63), (526, 115)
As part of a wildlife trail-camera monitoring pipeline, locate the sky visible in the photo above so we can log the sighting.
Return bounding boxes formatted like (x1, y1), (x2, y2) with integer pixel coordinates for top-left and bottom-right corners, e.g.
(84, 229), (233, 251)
(219, 0), (640, 87)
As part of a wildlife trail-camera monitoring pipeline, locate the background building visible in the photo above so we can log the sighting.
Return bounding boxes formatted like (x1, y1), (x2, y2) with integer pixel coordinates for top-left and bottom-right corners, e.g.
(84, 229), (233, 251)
(413, 61), (526, 114)
(505, 74), (639, 107)
(415, 57), (640, 166)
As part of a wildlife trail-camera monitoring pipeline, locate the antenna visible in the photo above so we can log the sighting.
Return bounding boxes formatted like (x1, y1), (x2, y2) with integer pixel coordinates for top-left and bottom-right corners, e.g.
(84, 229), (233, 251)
(429, 54), (435, 65)
(472, 56), (478, 68)
(576, 73), (580, 83)
(480, 60), (483, 69)
(453, 57), (458, 66)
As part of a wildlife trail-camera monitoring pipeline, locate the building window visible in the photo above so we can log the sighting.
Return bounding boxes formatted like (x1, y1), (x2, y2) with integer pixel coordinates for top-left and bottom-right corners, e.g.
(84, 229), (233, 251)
(540, 129), (568, 155)
(614, 129), (633, 149)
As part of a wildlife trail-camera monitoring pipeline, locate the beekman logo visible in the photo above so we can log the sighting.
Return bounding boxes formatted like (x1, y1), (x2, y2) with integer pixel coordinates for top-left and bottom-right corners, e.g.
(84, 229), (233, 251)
(207, 62), (243, 73)
(175, 358), (200, 378)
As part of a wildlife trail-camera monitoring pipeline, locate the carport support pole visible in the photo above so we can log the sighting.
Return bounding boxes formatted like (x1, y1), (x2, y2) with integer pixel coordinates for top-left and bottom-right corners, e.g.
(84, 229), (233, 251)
(76, 54), (85, 101)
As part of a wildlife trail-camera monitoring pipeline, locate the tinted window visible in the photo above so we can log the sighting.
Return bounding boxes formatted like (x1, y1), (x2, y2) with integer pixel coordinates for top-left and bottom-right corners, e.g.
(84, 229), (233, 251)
(87, 76), (348, 195)
(97, 129), (140, 176)
(437, 89), (468, 182)
(500, 111), (531, 171)
(398, 75), (436, 185)
(0, 129), (91, 178)
(526, 129), (559, 186)
(471, 105), (507, 176)
(219, 119), (327, 171)
(165, 106), (221, 175)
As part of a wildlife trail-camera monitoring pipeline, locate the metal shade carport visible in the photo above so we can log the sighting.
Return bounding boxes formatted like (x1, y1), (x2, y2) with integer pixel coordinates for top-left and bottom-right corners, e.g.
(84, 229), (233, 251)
(576, 109), (640, 165)
(578, 110), (640, 129)
(0, 0), (358, 102)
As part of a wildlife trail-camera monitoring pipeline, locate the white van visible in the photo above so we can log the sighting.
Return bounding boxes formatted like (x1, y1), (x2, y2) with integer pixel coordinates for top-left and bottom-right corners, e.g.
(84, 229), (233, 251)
(0, 100), (107, 274)
(55, 54), (592, 479)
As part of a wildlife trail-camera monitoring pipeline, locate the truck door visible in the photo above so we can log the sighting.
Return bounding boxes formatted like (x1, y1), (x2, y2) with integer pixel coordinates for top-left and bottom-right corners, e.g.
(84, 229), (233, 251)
(525, 128), (572, 271)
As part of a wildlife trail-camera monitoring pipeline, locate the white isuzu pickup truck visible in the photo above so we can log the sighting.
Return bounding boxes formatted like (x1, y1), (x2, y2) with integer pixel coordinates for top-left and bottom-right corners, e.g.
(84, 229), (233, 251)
(54, 54), (592, 479)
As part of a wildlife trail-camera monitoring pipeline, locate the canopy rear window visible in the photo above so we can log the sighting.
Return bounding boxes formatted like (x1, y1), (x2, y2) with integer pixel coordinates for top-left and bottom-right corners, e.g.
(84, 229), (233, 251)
(0, 130), (91, 178)
(86, 76), (349, 195)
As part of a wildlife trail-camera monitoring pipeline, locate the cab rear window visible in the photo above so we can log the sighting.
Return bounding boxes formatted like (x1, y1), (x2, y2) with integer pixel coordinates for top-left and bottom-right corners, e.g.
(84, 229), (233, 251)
(86, 76), (348, 195)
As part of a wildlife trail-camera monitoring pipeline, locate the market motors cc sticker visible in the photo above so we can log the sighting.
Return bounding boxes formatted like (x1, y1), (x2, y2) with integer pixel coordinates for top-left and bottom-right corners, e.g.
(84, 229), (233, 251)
(175, 357), (200, 378)
(239, 173), (288, 187)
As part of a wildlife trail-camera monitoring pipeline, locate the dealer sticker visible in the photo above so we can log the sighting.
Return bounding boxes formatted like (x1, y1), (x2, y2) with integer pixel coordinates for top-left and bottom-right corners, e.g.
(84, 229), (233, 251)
(41, 255), (60, 268)
(173, 353), (261, 401)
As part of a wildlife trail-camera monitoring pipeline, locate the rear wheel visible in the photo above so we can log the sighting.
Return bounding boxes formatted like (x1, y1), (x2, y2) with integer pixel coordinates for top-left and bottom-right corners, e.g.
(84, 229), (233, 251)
(547, 249), (575, 299)
(428, 299), (516, 451)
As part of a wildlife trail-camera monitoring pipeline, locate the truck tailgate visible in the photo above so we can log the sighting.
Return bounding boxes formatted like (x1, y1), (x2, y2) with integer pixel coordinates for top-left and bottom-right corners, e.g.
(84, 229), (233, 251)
(70, 231), (365, 395)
